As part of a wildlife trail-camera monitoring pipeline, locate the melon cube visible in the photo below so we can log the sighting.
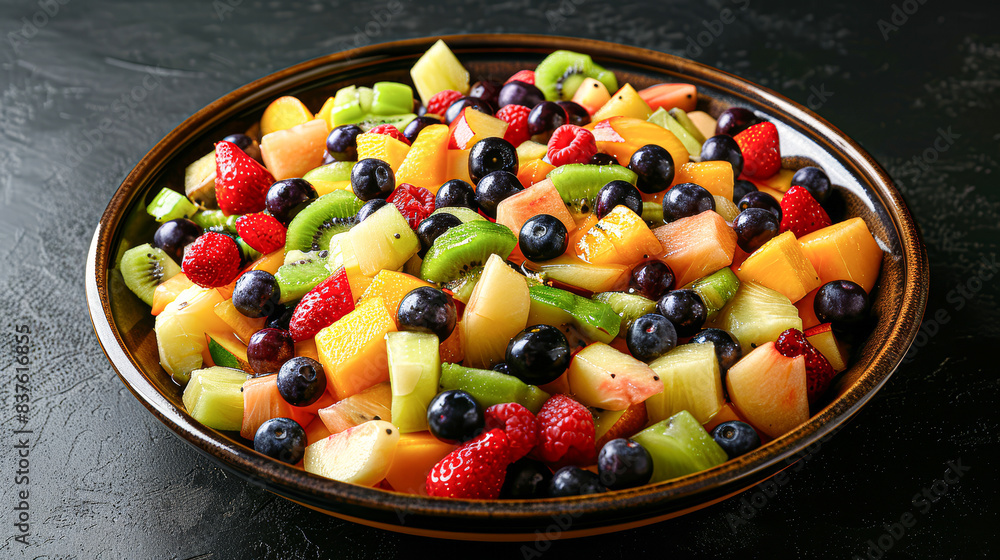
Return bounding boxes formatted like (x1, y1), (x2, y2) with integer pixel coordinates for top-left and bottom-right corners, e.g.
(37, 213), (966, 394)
(653, 210), (737, 287)
(737, 231), (821, 303)
(315, 297), (397, 399)
(260, 119), (328, 180)
(495, 178), (576, 239)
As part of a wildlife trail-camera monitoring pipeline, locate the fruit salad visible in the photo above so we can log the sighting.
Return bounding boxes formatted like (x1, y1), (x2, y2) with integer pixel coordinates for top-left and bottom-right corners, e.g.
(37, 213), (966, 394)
(119, 40), (883, 499)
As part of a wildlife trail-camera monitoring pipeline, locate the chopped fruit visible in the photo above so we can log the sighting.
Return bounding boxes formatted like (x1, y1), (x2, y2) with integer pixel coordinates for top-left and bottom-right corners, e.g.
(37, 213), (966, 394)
(235, 213), (286, 254)
(260, 95), (313, 136)
(214, 140), (275, 215)
(213, 298), (265, 343)
(631, 410), (728, 483)
(496, 104), (531, 147)
(637, 83), (698, 113)
(804, 323), (850, 373)
(368, 123), (410, 145)
(653, 211), (737, 288)
(386, 331), (440, 433)
(546, 125), (598, 166)
(485, 403), (539, 461)
(733, 121), (781, 180)
(587, 117), (688, 175)
(348, 204), (420, 276)
(576, 205), (662, 266)
(506, 70), (536, 85)
(533, 394), (596, 467)
(260, 119), (329, 181)
(566, 342), (662, 411)
(318, 382), (393, 434)
(410, 39), (470, 105)
(439, 363), (550, 413)
(594, 402), (648, 449)
(448, 107), (509, 150)
(527, 284), (621, 344)
(460, 253), (530, 369)
(181, 366), (246, 431)
(796, 288), (822, 330)
(387, 184), (436, 230)
(355, 131), (411, 173)
(426, 429), (512, 499)
(288, 267), (355, 342)
(314, 296), (397, 399)
(686, 110), (718, 141)
(684, 268), (741, 319)
(182, 232), (242, 289)
(495, 178), (576, 237)
(359, 270), (433, 325)
(702, 402), (745, 433)
(736, 231), (821, 303)
(151, 272), (194, 316)
(241, 373), (301, 440)
(533, 254), (631, 293)
(303, 420), (400, 485)
(645, 342), (725, 425)
(779, 185), (831, 238)
(395, 124), (450, 190)
(516, 158), (556, 186)
(248, 250), (286, 275)
(571, 77), (612, 115)
(383, 432), (457, 495)
(672, 161), (735, 200)
(725, 342), (809, 439)
(709, 281), (802, 354)
(775, 328), (836, 406)
(593, 84), (653, 121)
(535, 50), (617, 102)
(425, 89), (464, 117)
(798, 217), (883, 292)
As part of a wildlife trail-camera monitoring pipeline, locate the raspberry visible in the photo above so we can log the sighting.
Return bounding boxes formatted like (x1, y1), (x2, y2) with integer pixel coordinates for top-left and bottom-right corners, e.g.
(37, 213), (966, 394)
(181, 232), (242, 288)
(485, 403), (538, 461)
(387, 184), (435, 230)
(426, 429), (512, 499)
(546, 124), (598, 167)
(495, 104), (531, 147)
(367, 124), (410, 145)
(235, 213), (286, 254)
(775, 328), (836, 405)
(425, 90), (463, 117)
(532, 394), (596, 467)
(505, 70), (536, 85)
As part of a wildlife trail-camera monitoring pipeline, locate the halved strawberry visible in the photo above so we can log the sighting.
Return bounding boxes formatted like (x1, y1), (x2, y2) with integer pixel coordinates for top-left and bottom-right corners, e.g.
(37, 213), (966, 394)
(734, 121), (781, 180)
(426, 429), (512, 499)
(779, 185), (832, 238)
(288, 267), (355, 342)
(235, 213), (286, 254)
(387, 184), (435, 230)
(505, 70), (536, 85)
(775, 328), (835, 405)
(495, 104), (531, 147)
(215, 140), (275, 215)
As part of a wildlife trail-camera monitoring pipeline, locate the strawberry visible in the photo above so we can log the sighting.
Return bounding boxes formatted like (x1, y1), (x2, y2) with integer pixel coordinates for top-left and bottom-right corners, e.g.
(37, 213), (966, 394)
(387, 184), (435, 230)
(594, 402), (648, 449)
(775, 328), (836, 405)
(546, 124), (597, 167)
(495, 104), (531, 147)
(367, 124), (410, 146)
(485, 403), (538, 461)
(779, 185), (832, 238)
(426, 429), (512, 499)
(733, 121), (781, 180)
(181, 232), (242, 288)
(214, 140), (275, 215)
(288, 267), (355, 342)
(425, 89), (463, 117)
(505, 70), (536, 85)
(532, 394), (596, 467)
(235, 213), (286, 254)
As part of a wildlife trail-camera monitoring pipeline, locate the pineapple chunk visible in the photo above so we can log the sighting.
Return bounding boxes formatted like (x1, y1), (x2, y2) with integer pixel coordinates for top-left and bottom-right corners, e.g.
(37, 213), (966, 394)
(155, 286), (232, 383)
(303, 420), (400, 486)
(461, 254), (530, 368)
(410, 40), (470, 105)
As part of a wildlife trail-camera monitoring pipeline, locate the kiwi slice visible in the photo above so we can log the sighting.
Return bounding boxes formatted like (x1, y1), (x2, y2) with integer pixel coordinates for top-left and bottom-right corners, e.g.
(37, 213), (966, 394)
(668, 107), (706, 144)
(592, 291), (657, 335)
(547, 164), (638, 215)
(535, 50), (618, 101)
(527, 285), (620, 343)
(649, 108), (702, 159)
(684, 268), (740, 318)
(419, 221), (517, 284)
(285, 190), (363, 253)
(120, 243), (181, 306)
(358, 113), (417, 132)
(430, 206), (486, 223)
(146, 187), (198, 223)
(192, 210), (239, 233)
(443, 267), (482, 304)
(439, 363), (549, 414)
(274, 250), (332, 303)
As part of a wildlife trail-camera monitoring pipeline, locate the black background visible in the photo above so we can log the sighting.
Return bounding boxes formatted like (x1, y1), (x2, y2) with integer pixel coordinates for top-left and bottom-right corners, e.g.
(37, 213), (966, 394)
(2, 0), (998, 558)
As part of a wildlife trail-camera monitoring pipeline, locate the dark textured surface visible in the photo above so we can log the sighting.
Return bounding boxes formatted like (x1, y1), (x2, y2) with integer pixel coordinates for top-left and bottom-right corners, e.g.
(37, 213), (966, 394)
(1, 0), (998, 558)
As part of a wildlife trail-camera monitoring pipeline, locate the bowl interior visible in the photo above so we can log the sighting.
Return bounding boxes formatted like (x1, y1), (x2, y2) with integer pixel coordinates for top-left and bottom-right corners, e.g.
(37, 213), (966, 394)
(89, 34), (927, 537)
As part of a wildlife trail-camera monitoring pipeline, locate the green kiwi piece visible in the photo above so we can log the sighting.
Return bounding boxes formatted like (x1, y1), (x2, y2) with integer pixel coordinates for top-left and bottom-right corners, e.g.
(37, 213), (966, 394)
(535, 50), (619, 101)
(527, 285), (620, 343)
(192, 210), (239, 233)
(668, 107), (706, 144)
(419, 221), (517, 284)
(683, 268), (740, 318)
(285, 190), (363, 253)
(146, 187), (198, 223)
(275, 250), (333, 304)
(358, 113), (417, 132)
(592, 291), (657, 335)
(120, 243), (181, 306)
(649, 108), (702, 159)
(443, 267), (482, 304)
(547, 164), (638, 215)
(430, 206), (486, 223)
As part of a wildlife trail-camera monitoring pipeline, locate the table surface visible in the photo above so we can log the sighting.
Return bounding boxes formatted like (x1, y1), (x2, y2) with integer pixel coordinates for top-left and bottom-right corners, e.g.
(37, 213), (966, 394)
(2, 0), (998, 558)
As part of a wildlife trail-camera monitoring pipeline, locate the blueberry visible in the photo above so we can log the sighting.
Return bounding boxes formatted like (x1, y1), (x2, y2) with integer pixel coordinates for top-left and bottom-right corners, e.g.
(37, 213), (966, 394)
(518, 214), (568, 261)
(276, 357), (327, 407)
(626, 313), (678, 361)
(356, 198), (388, 222)
(711, 421), (761, 458)
(590, 152), (618, 166)
(557, 101), (591, 127)
(417, 212), (462, 255)
(662, 182), (715, 222)
(402, 115), (442, 144)
(326, 124), (363, 161)
(505, 325), (571, 385)
(152, 218), (202, 261)
(597, 438), (654, 490)
(657, 290), (707, 337)
(595, 180), (642, 219)
(628, 144), (675, 194)
(690, 328), (743, 374)
(733, 208), (780, 253)
(715, 107), (760, 137)
(427, 389), (484, 443)
(254, 417), (306, 465)
(246, 328), (295, 374)
(468, 137), (518, 184)
(266, 178), (318, 226)
(397, 286), (458, 340)
(435, 179), (477, 210)
(814, 280), (870, 328)
(351, 158), (395, 201)
(445, 96), (495, 124)
(500, 458), (552, 499)
(527, 101), (568, 140)
(492, 362), (512, 375)
(549, 466), (607, 497)
(629, 259), (675, 301)
(232, 270), (281, 318)
(700, 135), (744, 176)
(222, 133), (254, 152)
(737, 191), (782, 222)
(265, 303), (295, 331)
(732, 179), (758, 205)
(474, 170), (523, 218)
(497, 80), (546, 109)
(791, 166), (832, 203)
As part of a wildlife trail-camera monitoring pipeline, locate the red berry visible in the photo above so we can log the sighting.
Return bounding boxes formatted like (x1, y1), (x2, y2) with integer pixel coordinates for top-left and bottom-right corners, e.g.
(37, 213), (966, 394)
(235, 213), (286, 254)
(425, 90), (463, 117)
(546, 124), (598, 167)
(367, 124), (410, 145)
(485, 403), (538, 461)
(779, 185), (832, 238)
(733, 121), (781, 180)
(288, 267), (355, 342)
(775, 328), (836, 405)
(495, 104), (531, 147)
(181, 232), (242, 288)
(426, 429), (512, 499)
(532, 394), (596, 467)
(387, 183), (435, 230)
(505, 70), (536, 85)
(214, 140), (275, 215)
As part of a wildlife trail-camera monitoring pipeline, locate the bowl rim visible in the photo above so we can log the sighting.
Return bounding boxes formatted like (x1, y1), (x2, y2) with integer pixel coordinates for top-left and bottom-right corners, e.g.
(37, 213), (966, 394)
(86, 33), (929, 533)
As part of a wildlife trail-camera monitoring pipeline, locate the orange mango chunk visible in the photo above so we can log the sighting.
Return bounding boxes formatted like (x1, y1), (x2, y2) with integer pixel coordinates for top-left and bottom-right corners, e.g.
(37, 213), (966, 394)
(586, 116), (688, 174)
(260, 119), (329, 181)
(517, 158), (556, 187)
(798, 217), (882, 292)
(359, 270), (434, 326)
(382, 432), (457, 495)
(356, 132), (410, 173)
(395, 124), (450, 191)
(575, 205), (662, 266)
(315, 297), (397, 399)
(653, 210), (736, 287)
(446, 149), (472, 185)
(152, 273), (194, 316)
(737, 231), (821, 303)
(213, 298), (265, 344)
(260, 95), (313, 136)
(673, 161), (734, 200)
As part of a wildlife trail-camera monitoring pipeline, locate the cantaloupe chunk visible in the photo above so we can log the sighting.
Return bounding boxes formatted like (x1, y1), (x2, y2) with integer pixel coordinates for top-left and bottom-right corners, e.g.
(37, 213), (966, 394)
(517, 158), (556, 186)
(359, 270), (434, 326)
(587, 116), (688, 173)
(637, 83), (698, 113)
(315, 297), (397, 399)
(798, 217), (882, 292)
(261, 96), (313, 136)
(795, 288), (821, 330)
(382, 432), (457, 495)
(395, 124), (450, 191)
(356, 132), (410, 173)
(495, 178), (576, 238)
(249, 250), (285, 275)
(260, 119), (328, 180)
(575, 205), (662, 266)
(241, 374), (314, 440)
(446, 149), (473, 185)
(593, 84), (654, 121)
(673, 161), (734, 200)
(653, 211), (737, 287)
(748, 168), (794, 194)
(737, 231), (821, 303)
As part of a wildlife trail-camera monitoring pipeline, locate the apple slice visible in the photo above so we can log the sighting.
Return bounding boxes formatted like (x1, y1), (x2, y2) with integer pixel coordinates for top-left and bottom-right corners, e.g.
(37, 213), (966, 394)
(448, 106), (508, 150)
(567, 342), (662, 410)
(804, 323), (850, 373)
(303, 420), (400, 486)
(645, 342), (724, 425)
(725, 342), (808, 439)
